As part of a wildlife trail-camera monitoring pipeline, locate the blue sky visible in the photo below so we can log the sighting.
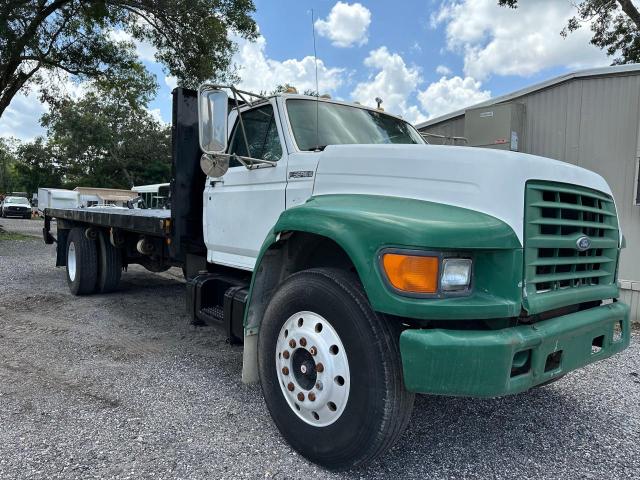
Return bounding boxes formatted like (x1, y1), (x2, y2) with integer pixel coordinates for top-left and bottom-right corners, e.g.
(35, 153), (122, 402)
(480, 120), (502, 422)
(1, 0), (610, 140)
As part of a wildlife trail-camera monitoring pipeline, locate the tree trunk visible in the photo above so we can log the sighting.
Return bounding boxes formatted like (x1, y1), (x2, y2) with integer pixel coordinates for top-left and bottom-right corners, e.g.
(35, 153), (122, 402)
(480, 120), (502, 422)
(121, 167), (134, 189)
(617, 0), (640, 29)
(0, 0), (71, 118)
(0, 67), (40, 118)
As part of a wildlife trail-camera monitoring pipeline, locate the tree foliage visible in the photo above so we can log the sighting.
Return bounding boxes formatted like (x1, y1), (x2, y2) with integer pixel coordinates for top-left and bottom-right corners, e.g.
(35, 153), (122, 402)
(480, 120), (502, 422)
(0, 0), (257, 117)
(12, 138), (64, 194)
(0, 138), (18, 192)
(41, 82), (171, 189)
(498, 1), (640, 64)
(271, 83), (320, 97)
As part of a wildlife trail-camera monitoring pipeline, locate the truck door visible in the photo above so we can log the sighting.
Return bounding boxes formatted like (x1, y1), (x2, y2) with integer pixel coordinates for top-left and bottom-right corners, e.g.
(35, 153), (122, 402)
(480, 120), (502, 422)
(203, 100), (287, 271)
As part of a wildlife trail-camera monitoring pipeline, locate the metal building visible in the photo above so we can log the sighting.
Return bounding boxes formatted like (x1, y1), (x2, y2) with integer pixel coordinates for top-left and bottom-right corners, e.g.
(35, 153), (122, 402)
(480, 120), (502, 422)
(416, 65), (640, 323)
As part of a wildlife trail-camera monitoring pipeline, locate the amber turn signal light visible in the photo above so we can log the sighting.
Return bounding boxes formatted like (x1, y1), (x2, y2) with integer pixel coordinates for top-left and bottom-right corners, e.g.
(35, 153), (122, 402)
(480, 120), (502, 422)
(382, 253), (439, 294)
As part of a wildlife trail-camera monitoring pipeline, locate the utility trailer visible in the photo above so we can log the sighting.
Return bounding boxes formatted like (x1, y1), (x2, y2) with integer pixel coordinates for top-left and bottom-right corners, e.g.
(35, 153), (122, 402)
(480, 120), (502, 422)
(43, 86), (631, 470)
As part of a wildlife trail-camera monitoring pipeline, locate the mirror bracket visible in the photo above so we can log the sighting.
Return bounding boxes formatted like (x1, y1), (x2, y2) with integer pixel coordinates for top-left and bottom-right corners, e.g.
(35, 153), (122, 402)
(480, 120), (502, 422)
(200, 152), (276, 178)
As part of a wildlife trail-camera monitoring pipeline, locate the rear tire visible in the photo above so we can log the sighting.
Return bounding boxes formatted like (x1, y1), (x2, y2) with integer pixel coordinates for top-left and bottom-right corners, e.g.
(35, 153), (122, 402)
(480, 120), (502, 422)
(258, 268), (414, 470)
(96, 230), (122, 293)
(66, 227), (98, 295)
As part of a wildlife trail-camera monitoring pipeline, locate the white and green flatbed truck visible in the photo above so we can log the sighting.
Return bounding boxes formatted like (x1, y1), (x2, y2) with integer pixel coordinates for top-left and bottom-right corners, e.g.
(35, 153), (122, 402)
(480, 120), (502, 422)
(43, 86), (630, 469)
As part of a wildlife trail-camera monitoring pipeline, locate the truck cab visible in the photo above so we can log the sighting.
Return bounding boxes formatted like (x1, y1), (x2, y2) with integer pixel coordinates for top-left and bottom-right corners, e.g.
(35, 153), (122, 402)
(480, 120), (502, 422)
(202, 92), (425, 270)
(44, 85), (630, 470)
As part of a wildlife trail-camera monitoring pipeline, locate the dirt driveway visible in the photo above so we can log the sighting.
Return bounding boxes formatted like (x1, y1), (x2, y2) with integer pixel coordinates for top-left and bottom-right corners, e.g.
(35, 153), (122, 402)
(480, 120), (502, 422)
(1, 217), (639, 479)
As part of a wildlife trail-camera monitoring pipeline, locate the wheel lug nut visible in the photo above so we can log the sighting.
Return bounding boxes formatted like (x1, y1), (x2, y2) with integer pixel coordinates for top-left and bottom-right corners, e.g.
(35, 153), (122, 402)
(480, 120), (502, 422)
(282, 366), (289, 375)
(308, 392), (316, 401)
(297, 392), (305, 401)
(289, 339), (296, 348)
(287, 382), (295, 392)
(299, 337), (307, 347)
(316, 381), (323, 391)
(309, 346), (317, 356)
(283, 350), (290, 359)
(316, 363), (324, 373)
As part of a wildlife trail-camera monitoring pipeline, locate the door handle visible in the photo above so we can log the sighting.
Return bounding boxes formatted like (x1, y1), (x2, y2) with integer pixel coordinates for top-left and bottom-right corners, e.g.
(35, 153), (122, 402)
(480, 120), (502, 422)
(210, 180), (224, 186)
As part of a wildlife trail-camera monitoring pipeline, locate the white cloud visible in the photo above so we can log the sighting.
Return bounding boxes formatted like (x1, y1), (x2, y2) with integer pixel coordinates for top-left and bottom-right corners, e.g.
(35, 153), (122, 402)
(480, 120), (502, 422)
(436, 65), (452, 76)
(418, 75), (491, 119)
(164, 76), (177, 90)
(0, 71), (88, 141)
(232, 35), (344, 95)
(109, 29), (157, 63)
(0, 90), (47, 141)
(145, 107), (167, 125)
(433, 0), (609, 80)
(315, 2), (371, 48)
(351, 47), (427, 124)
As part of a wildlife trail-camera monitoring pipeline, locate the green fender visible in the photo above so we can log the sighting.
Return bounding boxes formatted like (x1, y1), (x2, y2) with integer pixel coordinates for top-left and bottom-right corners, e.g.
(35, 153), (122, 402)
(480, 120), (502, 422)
(245, 194), (523, 332)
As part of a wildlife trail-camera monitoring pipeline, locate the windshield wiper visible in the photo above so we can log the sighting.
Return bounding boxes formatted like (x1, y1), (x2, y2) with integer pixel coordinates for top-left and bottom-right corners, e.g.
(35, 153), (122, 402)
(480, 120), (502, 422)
(307, 145), (327, 151)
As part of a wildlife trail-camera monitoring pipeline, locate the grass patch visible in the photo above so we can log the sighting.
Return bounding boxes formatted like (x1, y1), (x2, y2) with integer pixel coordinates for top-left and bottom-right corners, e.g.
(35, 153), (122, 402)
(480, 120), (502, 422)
(0, 228), (36, 241)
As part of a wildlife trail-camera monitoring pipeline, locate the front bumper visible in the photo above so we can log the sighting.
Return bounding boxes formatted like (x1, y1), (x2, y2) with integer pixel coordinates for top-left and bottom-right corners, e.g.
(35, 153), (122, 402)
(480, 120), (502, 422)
(3, 209), (30, 217)
(400, 301), (630, 397)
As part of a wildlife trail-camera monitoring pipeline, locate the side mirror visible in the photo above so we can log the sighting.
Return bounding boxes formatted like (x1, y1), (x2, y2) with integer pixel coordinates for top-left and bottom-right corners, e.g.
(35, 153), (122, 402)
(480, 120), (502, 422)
(198, 85), (228, 154)
(200, 153), (229, 178)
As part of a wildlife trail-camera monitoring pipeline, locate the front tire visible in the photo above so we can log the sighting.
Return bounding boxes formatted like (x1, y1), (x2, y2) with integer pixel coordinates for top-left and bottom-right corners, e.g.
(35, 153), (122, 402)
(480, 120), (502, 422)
(258, 268), (414, 470)
(66, 227), (98, 295)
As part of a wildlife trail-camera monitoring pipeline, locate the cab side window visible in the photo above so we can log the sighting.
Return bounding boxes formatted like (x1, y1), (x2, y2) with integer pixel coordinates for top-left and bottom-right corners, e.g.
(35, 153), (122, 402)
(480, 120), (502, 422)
(228, 104), (282, 166)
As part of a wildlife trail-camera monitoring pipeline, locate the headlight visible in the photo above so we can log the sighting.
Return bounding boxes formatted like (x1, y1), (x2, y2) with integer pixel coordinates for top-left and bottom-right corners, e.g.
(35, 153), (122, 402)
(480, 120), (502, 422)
(380, 250), (473, 296)
(441, 258), (472, 291)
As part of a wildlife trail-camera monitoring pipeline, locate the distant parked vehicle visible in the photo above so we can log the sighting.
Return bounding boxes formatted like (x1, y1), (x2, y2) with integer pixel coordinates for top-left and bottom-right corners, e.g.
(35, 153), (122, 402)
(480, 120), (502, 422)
(1, 196), (32, 218)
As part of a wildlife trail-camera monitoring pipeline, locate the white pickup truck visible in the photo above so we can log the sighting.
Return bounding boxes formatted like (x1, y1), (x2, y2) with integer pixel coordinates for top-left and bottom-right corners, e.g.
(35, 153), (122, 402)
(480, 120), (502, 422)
(43, 86), (630, 469)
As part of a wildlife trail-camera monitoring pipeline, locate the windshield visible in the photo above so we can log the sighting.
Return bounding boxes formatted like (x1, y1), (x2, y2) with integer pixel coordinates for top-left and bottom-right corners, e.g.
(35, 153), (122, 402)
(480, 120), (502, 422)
(5, 197), (30, 205)
(286, 99), (424, 151)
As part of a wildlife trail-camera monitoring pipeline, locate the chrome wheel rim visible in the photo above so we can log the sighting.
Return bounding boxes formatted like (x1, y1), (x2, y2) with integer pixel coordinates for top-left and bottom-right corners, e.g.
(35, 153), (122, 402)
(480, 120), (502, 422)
(68, 242), (77, 282)
(276, 311), (350, 427)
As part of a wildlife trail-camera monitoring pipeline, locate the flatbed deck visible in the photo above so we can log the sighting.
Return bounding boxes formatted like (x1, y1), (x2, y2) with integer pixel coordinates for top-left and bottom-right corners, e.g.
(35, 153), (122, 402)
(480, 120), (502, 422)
(45, 207), (170, 237)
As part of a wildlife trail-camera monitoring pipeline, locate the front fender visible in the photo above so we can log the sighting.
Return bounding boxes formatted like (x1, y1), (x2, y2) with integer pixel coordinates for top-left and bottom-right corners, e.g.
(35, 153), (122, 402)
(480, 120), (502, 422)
(250, 194), (523, 327)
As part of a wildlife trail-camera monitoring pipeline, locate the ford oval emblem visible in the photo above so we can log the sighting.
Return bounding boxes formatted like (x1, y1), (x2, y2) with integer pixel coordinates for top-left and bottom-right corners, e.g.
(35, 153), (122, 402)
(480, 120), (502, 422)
(576, 236), (592, 251)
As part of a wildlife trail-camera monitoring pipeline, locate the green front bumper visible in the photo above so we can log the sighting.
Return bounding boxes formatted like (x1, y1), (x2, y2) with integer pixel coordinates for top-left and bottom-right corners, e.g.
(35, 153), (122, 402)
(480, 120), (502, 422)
(400, 301), (630, 397)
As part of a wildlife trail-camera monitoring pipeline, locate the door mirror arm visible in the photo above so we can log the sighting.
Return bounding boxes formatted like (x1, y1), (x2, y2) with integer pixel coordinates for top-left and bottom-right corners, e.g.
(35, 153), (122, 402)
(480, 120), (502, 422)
(200, 152), (276, 178)
(230, 153), (277, 170)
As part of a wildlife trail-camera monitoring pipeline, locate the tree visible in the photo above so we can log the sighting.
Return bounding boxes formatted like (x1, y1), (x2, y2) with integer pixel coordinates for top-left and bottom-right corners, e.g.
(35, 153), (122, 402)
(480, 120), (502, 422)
(0, 137), (18, 192)
(271, 83), (320, 97)
(41, 82), (172, 189)
(0, 0), (257, 118)
(12, 138), (64, 193)
(498, 1), (640, 64)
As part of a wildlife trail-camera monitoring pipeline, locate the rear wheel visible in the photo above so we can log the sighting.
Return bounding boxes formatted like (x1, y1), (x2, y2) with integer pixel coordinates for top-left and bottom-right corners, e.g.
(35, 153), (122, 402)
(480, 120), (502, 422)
(258, 268), (414, 470)
(66, 227), (98, 295)
(96, 230), (122, 293)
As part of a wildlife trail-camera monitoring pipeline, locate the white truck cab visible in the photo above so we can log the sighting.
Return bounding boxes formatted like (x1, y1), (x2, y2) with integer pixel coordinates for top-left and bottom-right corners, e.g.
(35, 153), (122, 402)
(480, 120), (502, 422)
(202, 91), (426, 271)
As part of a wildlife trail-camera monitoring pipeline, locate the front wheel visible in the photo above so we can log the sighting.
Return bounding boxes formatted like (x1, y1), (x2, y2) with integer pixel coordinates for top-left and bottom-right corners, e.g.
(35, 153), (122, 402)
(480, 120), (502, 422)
(258, 268), (414, 470)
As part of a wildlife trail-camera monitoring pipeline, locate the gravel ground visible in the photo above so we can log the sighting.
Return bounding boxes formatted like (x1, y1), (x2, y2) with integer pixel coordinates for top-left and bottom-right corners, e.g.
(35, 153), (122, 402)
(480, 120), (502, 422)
(1, 217), (639, 479)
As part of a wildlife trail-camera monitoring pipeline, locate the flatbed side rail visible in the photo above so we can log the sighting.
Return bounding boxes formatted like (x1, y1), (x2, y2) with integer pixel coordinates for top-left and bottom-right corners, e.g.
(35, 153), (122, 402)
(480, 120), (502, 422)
(44, 208), (170, 237)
